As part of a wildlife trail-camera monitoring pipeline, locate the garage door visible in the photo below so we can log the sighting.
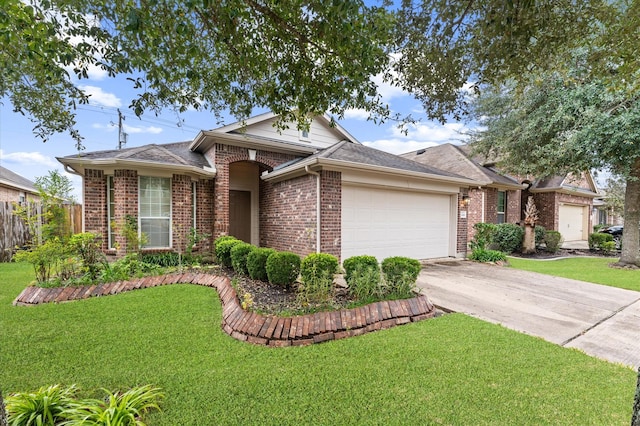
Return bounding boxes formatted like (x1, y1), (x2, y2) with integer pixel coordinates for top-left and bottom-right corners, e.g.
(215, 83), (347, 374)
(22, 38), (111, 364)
(341, 185), (453, 260)
(559, 204), (584, 241)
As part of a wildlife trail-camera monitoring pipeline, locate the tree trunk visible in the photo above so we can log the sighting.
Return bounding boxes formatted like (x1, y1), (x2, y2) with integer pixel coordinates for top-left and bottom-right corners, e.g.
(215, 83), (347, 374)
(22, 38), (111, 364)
(522, 224), (536, 254)
(633, 367), (640, 426)
(619, 163), (640, 267)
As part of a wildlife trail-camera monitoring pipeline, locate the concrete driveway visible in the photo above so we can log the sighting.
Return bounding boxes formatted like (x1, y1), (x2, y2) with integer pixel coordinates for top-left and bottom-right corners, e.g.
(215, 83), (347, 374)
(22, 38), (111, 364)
(417, 260), (640, 369)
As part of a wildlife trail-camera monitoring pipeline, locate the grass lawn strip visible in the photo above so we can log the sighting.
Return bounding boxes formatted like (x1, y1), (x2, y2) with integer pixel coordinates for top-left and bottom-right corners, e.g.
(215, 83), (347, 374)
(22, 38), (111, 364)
(508, 257), (640, 292)
(0, 262), (636, 425)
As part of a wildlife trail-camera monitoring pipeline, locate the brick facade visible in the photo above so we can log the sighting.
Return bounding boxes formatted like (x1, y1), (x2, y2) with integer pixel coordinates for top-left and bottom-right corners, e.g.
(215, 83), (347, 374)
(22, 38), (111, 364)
(531, 191), (593, 234)
(260, 174), (318, 257)
(195, 178), (215, 252)
(457, 192), (469, 254)
(113, 169), (138, 256)
(319, 171), (341, 258)
(172, 174), (192, 254)
(84, 169), (108, 250)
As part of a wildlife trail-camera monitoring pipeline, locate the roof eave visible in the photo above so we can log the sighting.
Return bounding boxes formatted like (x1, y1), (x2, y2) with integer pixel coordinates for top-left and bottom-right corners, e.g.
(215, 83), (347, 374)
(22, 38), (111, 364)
(56, 157), (217, 177)
(189, 130), (318, 155)
(529, 186), (599, 198)
(0, 179), (38, 194)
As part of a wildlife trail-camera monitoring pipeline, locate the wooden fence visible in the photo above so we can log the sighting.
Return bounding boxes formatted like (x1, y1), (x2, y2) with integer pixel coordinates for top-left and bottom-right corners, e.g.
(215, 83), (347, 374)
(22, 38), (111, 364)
(0, 202), (83, 262)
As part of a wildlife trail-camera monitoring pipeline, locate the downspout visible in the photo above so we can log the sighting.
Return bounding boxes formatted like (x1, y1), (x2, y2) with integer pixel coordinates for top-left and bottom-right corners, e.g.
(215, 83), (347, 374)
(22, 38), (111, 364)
(305, 165), (321, 253)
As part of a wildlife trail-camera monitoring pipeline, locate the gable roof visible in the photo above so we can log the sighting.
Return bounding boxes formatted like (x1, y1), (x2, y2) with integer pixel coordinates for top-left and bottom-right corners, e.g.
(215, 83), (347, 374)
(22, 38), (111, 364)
(58, 141), (215, 177)
(401, 143), (524, 190)
(263, 140), (478, 185)
(0, 165), (38, 194)
(530, 172), (599, 197)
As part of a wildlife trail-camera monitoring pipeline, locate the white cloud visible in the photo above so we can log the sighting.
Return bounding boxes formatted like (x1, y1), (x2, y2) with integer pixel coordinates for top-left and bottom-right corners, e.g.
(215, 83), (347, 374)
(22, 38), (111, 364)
(343, 108), (371, 120)
(0, 149), (58, 168)
(372, 73), (406, 102)
(80, 85), (122, 108)
(123, 124), (163, 135)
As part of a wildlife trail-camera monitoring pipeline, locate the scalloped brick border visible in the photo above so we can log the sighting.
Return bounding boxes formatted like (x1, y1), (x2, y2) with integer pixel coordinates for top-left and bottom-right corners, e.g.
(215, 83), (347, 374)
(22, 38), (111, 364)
(13, 273), (436, 346)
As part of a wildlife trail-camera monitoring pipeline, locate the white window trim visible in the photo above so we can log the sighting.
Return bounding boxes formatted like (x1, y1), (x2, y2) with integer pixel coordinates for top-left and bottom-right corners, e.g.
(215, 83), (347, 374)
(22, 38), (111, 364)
(107, 176), (115, 249)
(138, 176), (172, 249)
(497, 190), (506, 224)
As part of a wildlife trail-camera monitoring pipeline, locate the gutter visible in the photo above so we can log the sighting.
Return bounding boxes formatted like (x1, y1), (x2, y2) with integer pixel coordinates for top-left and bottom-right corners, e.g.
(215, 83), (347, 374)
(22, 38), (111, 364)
(305, 165), (321, 253)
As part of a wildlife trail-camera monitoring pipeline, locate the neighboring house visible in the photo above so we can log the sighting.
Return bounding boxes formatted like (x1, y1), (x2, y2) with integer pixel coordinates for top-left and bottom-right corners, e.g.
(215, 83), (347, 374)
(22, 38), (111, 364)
(58, 113), (477, 261)
(402, 143), (599, 243)
(592, 191), (623, 227)
(0, 165), (39, 205)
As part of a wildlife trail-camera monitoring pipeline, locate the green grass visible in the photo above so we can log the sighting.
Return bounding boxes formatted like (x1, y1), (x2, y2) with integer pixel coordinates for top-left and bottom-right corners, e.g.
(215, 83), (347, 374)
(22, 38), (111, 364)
(1, 262), (636, 425)
(508, 257), (640, 292)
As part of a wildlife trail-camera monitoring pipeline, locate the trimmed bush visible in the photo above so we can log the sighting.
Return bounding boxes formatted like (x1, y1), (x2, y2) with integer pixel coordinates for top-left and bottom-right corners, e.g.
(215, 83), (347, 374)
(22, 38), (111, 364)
(266, 251), (301, 286)
(601, 241), (616, 255)
(534, 225), (546, 247)
(299, 253), (339, 302)
(215, 238), (241, 268)
(588, 232), (613, 250)
(231, 243), (255, 275)
(544, 230), (563, 253)
(493, 223), (524, 254)
(342, 255), (378, 282)
(381, 256), (421, 298)
(247, 248), (276, 281)
(470, 223), (498, 250)
(469, 248), (507, 263)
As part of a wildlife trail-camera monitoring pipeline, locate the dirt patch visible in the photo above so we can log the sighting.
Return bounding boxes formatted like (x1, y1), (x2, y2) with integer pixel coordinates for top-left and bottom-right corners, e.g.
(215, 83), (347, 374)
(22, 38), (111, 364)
(509, 248), (618, 260)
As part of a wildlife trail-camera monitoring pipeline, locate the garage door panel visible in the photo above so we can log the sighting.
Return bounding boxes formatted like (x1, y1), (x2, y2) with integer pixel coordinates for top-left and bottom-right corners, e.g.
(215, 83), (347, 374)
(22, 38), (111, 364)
(342, 185), (453, 260)
(559, 205), (584, 241)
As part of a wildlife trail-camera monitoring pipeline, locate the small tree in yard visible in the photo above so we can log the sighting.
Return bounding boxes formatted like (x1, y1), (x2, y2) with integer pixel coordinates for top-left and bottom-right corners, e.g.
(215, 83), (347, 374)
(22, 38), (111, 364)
(522, 196), (539, 254)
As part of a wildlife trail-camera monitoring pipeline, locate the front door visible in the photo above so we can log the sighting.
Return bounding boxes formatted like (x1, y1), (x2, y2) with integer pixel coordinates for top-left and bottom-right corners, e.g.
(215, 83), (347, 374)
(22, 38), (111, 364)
(229, 190), (251, 243)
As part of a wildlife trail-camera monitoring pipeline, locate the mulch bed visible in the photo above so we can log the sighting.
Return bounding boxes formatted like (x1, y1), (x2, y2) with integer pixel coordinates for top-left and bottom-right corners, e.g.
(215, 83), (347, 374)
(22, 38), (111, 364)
(509, 248), (619, 260)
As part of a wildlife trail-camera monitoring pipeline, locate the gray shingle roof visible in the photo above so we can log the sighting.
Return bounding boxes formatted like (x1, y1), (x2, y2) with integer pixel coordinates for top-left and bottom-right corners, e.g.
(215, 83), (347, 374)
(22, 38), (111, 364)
(63, 141), (210, 169)
(0, 165), (37, 192)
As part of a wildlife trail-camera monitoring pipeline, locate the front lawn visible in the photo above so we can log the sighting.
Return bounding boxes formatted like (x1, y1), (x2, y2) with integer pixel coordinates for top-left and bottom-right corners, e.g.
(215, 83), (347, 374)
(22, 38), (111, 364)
(508, 257), (640, 292)
(1, 262), (636, 425)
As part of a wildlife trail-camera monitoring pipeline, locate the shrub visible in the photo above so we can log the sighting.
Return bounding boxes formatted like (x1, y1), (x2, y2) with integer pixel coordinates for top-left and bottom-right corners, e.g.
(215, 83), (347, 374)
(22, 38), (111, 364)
(247, 248), (277, 281)
(215, 238), (242, 268)
(140, 252), (182, 267)
(601, 240), (617, 255)
(534, 225), (546, 247)
(588, 232), (613, 251)
(544, 230), (564, 253)
(381, 256), (421, 298)
(100, 253), (162, 282)
(230, 243), (255, 275)
(469, 223), (498, 250)
(343, 255), (381, 300)
(13, 238), (69, 284)
(5, 384), (77, 426)
(469, 248), (507, 263)
(493, 223), (524, 254)
(68, 232), (105, 280)
(266, 251), (301, 286)
(299, 253), (339, 302)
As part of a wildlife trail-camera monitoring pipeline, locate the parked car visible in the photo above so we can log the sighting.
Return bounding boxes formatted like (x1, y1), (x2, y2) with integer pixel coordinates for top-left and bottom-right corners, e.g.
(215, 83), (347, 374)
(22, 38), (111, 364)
(600, 225), (623, 248)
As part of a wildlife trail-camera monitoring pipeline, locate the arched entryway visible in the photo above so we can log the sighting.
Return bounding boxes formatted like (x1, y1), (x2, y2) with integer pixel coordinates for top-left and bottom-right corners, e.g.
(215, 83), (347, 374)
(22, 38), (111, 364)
(229, 161), (261, 244)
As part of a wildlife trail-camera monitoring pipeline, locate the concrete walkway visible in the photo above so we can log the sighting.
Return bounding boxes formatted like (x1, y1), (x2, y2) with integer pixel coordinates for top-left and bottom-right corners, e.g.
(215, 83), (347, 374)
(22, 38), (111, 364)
(416, 260), (640, 369)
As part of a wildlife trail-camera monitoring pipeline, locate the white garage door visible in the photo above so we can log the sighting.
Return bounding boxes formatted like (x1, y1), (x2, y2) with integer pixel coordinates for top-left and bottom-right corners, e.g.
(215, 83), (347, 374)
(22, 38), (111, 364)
(559, 204), (585, 241)
(341, 185), (453, 260)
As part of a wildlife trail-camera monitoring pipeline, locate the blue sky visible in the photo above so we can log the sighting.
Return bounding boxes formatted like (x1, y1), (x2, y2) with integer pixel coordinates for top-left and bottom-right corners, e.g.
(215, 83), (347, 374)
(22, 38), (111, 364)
(0, 64), (475, 201)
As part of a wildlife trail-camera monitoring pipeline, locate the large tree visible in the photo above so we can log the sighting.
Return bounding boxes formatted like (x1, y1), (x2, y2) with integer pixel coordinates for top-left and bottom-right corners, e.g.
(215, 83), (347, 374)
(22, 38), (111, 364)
(1, 0), (394, 148)
(471, 63), (640, 266)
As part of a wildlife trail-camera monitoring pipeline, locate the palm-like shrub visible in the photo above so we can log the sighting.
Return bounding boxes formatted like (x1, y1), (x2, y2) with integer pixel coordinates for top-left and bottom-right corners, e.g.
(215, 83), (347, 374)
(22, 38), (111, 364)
(5, 384), (77, 426)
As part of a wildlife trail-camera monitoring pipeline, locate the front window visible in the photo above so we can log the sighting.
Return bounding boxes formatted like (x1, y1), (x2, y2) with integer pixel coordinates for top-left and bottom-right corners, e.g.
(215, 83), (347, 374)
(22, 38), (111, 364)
(107, 176), (115, 249)
(497, 191), (506, 224)
(139, 176), (171, 248)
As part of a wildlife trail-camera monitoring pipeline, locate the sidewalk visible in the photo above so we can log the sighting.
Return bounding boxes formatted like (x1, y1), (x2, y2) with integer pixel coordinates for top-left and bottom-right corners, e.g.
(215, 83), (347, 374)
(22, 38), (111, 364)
(416, 260), (640, 369)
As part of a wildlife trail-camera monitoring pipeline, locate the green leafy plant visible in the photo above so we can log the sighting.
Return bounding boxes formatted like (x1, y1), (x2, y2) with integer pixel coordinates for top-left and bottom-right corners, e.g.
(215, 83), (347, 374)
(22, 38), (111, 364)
(601, 241), (617, 255)
(62, 385), (163, 426)
(266, 251), (301, 287)
(140, 252), (182, 268)
(469, 223), (498, 251)
(469, 248), (508, 263)
(544, 230), (564, 253)
(123, 215), (147, 254)
(214, 237), (240, 268)
(588, 232), (614, 251)
(493, 223), (524, 254)
(230, 243), (255, 275)
(381, 256), (421, 299)
(13, 238), (68, 284)
(246, 248), (276, 281)
(342, 255), (381, 300)
(68, 232), (105, 280)
(534, 225), (546, 247)
(5, 384), (77, 426)
(299, 253), (339, 302)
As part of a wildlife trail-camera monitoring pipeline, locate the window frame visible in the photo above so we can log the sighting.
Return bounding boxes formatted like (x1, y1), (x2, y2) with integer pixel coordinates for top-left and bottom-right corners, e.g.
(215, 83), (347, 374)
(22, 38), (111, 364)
(138, 176), (172, 249)
(107, 176), (116, 249)
(496, 190), (506, 224)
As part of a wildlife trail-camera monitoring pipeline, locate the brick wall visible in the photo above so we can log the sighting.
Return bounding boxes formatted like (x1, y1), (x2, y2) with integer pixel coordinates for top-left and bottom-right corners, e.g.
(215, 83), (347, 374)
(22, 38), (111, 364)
(211, 144), (299, 239)
(172, 174), (192, 253)
(196, 178), (215, 252)
(319, 170), (341, 258)
(466, 188), (484, 243)
(113, 170), (138, 256)
(532, 192), (557, 231)
(260, 174), (317, 257)
(457, 191), (469, 254)
(506, 189), (521, 224)
(84, 169), (108, 250)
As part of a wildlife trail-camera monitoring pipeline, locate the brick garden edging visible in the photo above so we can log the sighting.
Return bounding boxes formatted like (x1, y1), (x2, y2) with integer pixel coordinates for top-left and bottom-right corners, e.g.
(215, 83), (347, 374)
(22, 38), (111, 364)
(13, 273), (437, 347)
